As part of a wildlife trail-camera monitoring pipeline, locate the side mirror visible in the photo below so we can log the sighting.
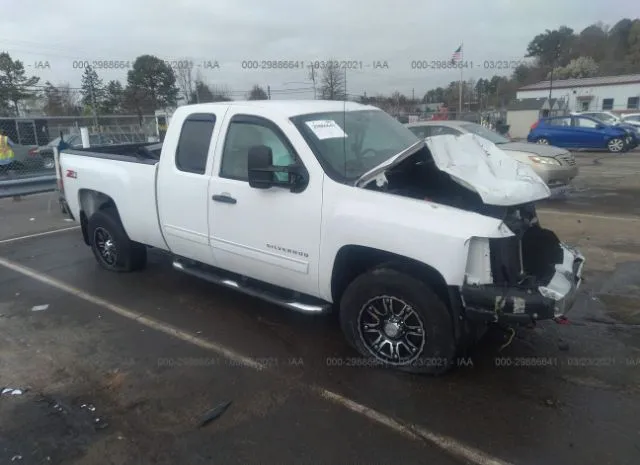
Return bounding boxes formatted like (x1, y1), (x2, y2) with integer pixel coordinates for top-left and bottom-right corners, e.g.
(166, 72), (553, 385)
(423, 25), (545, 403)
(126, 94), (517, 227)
(247, 145), (309, 192)
(247, 145), (275, 189)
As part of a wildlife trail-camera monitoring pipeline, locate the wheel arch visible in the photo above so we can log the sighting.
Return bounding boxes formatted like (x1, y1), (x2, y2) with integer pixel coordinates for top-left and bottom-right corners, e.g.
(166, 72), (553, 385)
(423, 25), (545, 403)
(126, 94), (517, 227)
(78, 189), (121, 245)
(331, 245), (455, 313)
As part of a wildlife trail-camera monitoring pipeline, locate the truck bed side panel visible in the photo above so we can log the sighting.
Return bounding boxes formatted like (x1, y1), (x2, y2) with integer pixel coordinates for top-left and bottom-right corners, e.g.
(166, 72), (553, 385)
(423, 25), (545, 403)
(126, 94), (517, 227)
(60, 152), (168, 250)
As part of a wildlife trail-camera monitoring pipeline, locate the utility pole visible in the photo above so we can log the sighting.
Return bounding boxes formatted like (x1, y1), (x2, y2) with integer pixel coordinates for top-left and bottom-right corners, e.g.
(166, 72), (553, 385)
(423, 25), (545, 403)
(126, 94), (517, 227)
(309, 65), (317, 99)
(344, 67), (347, 100)
(267, 85), (271, 100)
(549, 41), (560, 103)
(89, 83), (98, 129)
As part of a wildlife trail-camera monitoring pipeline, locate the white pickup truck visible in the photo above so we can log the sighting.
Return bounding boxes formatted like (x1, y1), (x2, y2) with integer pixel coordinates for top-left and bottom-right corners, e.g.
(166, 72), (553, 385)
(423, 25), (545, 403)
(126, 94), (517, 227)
(58, 101), (585, 374)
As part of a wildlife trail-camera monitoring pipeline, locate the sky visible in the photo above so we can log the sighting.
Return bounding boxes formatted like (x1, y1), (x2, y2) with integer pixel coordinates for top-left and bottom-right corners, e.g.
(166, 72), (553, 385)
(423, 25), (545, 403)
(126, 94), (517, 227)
(0, 0), (635, 100)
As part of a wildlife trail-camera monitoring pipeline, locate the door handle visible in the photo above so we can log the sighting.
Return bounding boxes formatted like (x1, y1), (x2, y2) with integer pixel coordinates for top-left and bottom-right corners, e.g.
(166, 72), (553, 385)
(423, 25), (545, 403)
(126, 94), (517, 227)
(212, 194), (237, 204)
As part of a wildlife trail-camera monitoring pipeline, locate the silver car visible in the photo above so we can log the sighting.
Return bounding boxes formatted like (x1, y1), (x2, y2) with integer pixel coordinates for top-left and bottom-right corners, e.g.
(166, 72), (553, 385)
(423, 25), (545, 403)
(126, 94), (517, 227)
(406, 120), (578, 194)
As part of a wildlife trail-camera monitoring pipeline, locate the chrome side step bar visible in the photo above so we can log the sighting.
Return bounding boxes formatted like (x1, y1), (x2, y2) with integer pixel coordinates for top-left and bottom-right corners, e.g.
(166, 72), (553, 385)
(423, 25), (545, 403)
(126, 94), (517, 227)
(172, 259), (332, 315)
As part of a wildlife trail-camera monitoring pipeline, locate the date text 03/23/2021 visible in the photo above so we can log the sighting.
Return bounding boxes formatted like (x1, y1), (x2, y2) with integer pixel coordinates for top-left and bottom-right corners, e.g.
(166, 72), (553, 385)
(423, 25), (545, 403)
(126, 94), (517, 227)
(410, 59), (524, 70)
(240, 60), (390, 70)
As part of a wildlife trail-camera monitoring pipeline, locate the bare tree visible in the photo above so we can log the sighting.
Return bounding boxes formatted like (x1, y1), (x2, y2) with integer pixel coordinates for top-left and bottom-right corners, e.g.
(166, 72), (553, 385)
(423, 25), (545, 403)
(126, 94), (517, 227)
(247, 84), (268, 100)
(319, 60), (346, 100)
(307, 65), (318, 99)
(42, 82), (81, 116)
(175, 59), (195, 104)
(210, 84), (233, 101)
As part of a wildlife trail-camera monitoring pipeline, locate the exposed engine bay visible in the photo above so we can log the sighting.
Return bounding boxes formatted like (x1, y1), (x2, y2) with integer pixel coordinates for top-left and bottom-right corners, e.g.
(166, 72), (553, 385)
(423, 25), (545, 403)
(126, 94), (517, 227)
(364, 144), (580, 322)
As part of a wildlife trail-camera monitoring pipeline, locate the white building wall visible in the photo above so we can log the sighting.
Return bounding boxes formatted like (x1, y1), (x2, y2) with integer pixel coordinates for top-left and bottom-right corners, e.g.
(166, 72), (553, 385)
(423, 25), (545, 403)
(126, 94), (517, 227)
(516, 83), (640, 112)
(506, 110), (539, 139)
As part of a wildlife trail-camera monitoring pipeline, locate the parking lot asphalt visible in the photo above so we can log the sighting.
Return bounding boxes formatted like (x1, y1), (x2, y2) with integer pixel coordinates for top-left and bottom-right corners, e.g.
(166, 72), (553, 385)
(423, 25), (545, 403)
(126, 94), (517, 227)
(1, 151), (640, 465)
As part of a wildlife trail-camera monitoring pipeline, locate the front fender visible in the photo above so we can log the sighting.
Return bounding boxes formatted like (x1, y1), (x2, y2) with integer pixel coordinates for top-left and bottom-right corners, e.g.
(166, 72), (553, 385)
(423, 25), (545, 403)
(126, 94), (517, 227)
(318, 183), (513, 301)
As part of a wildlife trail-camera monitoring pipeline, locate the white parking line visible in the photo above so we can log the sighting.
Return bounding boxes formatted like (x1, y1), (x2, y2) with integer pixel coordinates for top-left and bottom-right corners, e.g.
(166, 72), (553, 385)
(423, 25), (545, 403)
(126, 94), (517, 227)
(537, 209), (640, 222)
(0, 256), (514, 465)
(0, 226), (80, 245)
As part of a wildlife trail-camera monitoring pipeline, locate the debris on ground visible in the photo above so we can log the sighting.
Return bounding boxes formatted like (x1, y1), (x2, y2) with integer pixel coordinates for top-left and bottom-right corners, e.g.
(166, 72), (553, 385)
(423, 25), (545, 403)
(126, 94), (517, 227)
(198, 400), (232, 428)
(1, 388), (25, 396)
(11, 455), (22, 462)
(31, 304), (49, 312)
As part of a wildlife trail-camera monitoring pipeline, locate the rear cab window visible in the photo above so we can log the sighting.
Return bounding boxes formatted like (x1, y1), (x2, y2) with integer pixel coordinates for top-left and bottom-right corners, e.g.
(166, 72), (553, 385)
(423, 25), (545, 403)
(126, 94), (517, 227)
(175, 113), (216, 174)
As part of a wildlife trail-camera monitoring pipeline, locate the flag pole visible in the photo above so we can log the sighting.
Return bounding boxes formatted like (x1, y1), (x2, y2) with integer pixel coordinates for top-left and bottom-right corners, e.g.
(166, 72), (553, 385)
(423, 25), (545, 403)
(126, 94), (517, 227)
(458, 42), (463, 118)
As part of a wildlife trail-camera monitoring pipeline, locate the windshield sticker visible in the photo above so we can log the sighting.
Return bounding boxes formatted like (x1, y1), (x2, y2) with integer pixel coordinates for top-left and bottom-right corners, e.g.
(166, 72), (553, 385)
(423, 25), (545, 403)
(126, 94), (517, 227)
(305, 120), (348, 140)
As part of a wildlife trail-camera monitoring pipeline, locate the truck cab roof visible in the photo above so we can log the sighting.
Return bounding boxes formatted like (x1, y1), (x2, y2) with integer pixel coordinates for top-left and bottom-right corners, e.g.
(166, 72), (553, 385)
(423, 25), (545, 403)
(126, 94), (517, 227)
(175, 100), (378, 118)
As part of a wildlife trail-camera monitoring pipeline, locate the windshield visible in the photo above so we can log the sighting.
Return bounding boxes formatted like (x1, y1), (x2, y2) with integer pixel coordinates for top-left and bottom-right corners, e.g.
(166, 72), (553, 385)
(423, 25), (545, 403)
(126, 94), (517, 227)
(460, 123), (510, 144)
(291, 109), (419, 181)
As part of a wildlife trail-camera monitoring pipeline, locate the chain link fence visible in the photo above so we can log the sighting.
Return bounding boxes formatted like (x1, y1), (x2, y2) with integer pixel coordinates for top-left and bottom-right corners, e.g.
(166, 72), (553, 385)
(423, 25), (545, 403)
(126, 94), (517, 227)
(1, 114), (159, 198)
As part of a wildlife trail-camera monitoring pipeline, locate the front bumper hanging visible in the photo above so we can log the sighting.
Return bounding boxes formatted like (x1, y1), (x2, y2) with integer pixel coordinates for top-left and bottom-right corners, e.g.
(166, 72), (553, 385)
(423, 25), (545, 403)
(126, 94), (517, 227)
(461, 243), (585, 324)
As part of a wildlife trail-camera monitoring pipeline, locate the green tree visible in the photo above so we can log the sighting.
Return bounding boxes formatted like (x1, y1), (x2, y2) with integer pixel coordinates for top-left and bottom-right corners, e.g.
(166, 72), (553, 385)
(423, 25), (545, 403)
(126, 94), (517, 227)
(575, 24), (608, 62)
(247, 84), (268, 100)
(526, 26), (576, 68)
(124, 55), (179, 114)
(627, 20), (640, 68)
(101, 80), (124, 114)
(0, 52), (40, 116)
(80, 65), (105, 111)
(608, 18), (634, 60)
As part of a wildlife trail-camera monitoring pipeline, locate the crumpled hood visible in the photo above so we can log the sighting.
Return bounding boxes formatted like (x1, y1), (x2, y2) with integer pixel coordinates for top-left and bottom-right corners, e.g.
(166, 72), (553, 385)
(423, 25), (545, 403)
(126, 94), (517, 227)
(424, 134), (550, 205)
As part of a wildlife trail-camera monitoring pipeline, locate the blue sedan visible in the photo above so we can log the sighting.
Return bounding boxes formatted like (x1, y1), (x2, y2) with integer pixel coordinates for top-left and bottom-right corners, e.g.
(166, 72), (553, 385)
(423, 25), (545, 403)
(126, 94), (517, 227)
(528, 115), (636, 153)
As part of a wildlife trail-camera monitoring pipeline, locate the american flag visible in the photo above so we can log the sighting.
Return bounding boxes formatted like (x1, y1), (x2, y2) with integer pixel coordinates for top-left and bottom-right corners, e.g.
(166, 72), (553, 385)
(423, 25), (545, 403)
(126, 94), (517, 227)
(451, 45), (463, 62)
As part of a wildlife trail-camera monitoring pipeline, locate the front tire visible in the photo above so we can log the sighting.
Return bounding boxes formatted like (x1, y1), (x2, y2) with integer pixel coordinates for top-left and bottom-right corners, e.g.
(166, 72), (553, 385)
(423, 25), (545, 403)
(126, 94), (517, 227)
(607, 137), (625, 153)
(536, 137), (550, 145)
(339, 267), (456, 375)
(87, 208), (147, 272)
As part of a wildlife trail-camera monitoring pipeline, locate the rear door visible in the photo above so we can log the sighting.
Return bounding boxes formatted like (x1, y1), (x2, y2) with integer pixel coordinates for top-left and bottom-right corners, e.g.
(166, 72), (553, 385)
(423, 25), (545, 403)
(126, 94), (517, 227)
(571, 116), (605, 148)
(539, 117), (573, 146)
(157, 110), (227, 265)
(207, 107), (323, 296)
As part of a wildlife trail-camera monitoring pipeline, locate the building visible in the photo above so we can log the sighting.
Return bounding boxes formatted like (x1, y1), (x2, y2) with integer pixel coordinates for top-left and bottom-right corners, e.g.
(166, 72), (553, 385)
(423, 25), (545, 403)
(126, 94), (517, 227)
(516, 74), (640, 114)
(506, 98), (568, 139)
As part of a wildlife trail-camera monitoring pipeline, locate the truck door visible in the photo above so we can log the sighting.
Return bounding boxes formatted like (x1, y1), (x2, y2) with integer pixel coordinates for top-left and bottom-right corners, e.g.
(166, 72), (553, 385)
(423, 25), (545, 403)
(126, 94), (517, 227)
(157, 111), (225, 265)
(208, 109), (323, 297)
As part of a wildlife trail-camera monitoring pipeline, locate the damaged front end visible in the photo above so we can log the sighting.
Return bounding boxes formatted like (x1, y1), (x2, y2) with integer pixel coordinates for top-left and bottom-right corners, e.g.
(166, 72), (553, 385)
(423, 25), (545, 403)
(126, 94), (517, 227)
(461, 205), (585, 324)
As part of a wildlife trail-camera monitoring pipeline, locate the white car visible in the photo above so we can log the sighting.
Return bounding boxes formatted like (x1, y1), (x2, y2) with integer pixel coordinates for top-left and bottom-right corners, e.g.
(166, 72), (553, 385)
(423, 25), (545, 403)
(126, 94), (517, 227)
(621, 113), (640, 128)
(573, 111), (640, 129)
(57, 101), (584, 374)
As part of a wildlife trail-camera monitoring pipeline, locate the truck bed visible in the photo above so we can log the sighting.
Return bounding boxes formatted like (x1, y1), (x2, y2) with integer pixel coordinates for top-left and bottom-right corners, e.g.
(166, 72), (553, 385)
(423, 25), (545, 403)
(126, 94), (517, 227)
(64, 142), (162, 164)
(59, 147), (167, 250)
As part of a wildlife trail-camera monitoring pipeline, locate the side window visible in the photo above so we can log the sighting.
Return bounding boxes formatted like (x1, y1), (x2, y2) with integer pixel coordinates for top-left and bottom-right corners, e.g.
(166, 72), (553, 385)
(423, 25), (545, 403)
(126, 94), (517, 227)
(431, 126), (461, 136)
(220, 120), (296, 182)
(548, 117), (571, 127)
(575, 117), (598, 128)
(175, 114), (216, 174)
(408, 126), (430, 138)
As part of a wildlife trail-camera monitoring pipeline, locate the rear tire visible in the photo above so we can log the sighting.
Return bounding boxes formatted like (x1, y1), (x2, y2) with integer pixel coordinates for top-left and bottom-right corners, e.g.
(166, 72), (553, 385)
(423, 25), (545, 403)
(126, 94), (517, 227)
(339, 266), (456, 375)
(536, 138), (550, 145)
(87, 208), (147, 272)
